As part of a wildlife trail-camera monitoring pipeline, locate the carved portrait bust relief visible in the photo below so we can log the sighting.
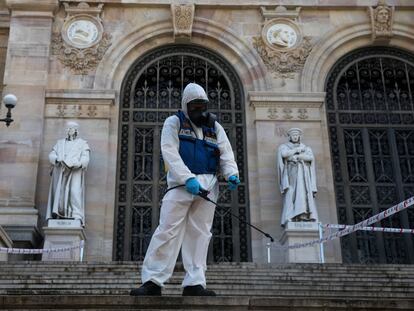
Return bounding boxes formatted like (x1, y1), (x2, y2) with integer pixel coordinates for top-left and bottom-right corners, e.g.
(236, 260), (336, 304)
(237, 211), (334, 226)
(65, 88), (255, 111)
(262, 18), (302, 51)
(62, 15), (103, 49)
(266, 24), (297, 48)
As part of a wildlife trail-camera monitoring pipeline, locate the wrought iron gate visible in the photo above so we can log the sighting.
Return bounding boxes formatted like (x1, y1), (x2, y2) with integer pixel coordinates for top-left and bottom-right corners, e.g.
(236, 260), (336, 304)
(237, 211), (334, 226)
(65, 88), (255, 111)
(114, 45), (251, 262)
(326, 47), (414, 263)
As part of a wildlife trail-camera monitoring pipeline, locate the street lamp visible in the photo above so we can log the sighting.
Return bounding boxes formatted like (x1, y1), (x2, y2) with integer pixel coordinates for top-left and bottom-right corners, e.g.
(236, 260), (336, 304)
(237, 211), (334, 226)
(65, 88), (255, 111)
(0, 94), (17, 127)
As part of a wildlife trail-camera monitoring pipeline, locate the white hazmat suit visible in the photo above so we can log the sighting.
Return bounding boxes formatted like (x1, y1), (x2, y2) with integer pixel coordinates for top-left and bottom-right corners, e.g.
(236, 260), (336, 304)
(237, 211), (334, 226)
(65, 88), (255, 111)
(140, 83), (239, 289)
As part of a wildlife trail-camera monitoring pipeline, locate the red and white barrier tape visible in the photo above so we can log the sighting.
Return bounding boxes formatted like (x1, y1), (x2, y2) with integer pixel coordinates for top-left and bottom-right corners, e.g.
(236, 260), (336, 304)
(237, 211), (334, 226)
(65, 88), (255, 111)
(324, 224), (414, 234)
(272, 196), (414, 250)
(0, 240), (85, 254)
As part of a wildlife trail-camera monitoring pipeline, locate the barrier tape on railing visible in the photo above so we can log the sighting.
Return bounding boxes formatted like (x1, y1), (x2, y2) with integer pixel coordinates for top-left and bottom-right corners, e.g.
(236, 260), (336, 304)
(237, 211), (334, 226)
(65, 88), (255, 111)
(324, 224), (414, 234)
(0, 240), (85, 254)
(1, 197), (413, 255)
(271, 196), (414, 250)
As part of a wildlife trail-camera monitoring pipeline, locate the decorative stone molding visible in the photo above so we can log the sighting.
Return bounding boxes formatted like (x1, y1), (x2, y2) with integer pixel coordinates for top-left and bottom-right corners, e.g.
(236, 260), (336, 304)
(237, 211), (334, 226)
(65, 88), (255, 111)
(368, 0), (394, 42)
(253, 35), (312, 79)
(249, 92), (325, 122)
(0, 9), (10, 28)
(6, 0), (58, 12)
(171, 3), (195, 41)
(45, 89), (115, 119)
(51, 2), (112, 75)
(254, 6), (312, 79)
(260, 6), (301, 22)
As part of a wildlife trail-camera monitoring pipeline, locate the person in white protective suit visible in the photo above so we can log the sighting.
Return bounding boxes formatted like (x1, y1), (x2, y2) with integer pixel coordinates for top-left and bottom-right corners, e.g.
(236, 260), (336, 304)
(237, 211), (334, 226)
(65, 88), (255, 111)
(130, 83), (240, 296)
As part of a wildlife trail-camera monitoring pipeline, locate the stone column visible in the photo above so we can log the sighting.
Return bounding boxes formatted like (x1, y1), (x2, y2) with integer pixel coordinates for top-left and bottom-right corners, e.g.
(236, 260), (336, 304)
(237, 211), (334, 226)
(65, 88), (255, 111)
(0, 0), (58, 248)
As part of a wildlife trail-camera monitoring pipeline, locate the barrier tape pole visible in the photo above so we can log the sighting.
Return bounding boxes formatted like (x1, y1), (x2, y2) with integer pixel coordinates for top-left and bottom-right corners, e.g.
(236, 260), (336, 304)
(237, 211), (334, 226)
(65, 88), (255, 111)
(318, 223), (325, 263)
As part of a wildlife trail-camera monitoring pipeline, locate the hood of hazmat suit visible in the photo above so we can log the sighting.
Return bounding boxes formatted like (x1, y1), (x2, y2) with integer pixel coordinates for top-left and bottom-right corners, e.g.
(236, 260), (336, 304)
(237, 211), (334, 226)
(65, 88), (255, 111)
(181, 83), (209, 116)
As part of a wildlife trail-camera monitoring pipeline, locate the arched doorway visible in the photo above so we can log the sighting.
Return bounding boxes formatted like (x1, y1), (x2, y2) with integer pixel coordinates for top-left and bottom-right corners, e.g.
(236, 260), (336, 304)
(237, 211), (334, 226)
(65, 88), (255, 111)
(326, 47), (414, 264)
(114, 45), (251, 262)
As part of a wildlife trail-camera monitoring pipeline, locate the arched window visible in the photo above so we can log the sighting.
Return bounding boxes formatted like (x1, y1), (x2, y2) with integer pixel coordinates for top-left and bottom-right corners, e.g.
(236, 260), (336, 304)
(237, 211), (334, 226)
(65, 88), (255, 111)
(326, 47), (414, 264)
(114, 45), (251, 262)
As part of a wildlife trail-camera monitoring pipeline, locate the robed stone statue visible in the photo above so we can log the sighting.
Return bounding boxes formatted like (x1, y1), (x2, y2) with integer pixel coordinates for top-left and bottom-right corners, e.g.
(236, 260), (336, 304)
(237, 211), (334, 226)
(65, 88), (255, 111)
(277, 128), (318, 226)
(46, 121), (90, 225)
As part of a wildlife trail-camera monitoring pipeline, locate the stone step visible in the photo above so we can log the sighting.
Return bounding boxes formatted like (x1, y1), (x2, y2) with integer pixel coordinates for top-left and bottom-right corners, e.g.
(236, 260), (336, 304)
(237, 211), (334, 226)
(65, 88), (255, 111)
(1, 276), (412, 285)
(1, 284), (412, 296)
(2, 262), (414, 270)
(1, 276), (412, 284)
(1, 295), (414, 311)
(1, 288), (412, 299)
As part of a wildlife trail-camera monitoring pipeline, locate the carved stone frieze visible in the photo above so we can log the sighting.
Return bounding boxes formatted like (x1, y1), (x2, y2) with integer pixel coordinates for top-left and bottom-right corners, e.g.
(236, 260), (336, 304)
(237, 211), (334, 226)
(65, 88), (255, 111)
(368, 0), (394, 42)
(46, 101), (110, 119)
(249, 92), (325, 122)
(45, 89), (115, 119)
(51, 2), (112, 75)
(171, 3), (195, 41)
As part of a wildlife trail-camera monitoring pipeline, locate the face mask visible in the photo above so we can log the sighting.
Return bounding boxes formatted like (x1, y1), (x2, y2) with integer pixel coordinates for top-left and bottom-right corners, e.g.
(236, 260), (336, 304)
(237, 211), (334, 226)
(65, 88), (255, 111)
(187, 100), (209, 127)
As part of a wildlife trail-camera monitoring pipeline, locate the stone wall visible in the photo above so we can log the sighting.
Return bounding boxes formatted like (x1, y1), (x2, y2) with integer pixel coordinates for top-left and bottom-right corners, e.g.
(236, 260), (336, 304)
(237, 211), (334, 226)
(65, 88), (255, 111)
(0, 0), (413, 262)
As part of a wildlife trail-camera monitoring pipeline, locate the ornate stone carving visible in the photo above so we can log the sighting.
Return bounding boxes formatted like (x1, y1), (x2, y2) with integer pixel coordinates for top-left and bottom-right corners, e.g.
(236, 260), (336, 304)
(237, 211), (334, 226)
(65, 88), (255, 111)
(267, 108), (278, 119)
(283, 107), (293, 120)
(297, 108), (308, 120)
(45, 89), (115, 120)
(253, 36), (312, 79)
(171, 3), (195, 41)
(46, 102), (110, 119)
(368, 0), (394, 41)
(254, 7), (312, 79)
(51, 2), (112, 75)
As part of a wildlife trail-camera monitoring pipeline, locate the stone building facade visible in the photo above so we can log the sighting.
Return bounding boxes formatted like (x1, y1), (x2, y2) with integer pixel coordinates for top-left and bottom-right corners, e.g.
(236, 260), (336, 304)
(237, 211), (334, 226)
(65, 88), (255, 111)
(0, 0), (413, 264)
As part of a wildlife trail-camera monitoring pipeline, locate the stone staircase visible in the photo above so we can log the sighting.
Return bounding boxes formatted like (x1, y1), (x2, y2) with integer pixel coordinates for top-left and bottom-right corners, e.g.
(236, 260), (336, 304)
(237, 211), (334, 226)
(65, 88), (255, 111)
(0, 262), (413, 310)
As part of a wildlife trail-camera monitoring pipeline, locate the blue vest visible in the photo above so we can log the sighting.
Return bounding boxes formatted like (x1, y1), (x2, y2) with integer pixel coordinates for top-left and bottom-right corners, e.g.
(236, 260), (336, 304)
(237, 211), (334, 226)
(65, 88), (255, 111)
(176, 110), (220, 175)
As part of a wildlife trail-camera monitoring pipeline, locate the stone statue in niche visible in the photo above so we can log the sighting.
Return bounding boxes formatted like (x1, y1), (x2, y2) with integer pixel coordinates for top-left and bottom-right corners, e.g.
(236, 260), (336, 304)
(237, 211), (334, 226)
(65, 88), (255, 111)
(46, 121), (90, 226)
(277, 128), (318, 226)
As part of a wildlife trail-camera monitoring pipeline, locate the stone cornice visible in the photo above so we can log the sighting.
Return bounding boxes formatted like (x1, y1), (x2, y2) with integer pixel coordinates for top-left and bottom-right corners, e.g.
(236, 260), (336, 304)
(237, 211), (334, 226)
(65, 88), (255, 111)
(6, 0), (59, 12)
(57, 0), (414, 8)
(46, 89), (116, 101)
(249, 92), (326, 108)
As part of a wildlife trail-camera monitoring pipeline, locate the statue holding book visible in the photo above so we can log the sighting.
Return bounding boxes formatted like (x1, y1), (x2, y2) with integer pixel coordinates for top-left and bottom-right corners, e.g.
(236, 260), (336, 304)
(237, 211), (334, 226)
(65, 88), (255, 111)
(46, 121), (90, 225)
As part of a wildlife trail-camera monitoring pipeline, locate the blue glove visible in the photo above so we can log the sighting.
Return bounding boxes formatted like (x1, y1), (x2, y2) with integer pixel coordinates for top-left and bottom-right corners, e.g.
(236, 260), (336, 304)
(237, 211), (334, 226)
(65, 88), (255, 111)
(185, 177), (200, 195)
(227, 175), (240, 191)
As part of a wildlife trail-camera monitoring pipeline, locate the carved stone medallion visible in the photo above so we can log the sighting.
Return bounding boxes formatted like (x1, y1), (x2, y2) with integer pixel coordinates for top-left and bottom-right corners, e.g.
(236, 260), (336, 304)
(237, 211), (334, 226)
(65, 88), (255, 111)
(262, 18), (301, 51)
(62, 15), (103, 49)
(254, 16), (312, 79)
(51, 2), (112, 75)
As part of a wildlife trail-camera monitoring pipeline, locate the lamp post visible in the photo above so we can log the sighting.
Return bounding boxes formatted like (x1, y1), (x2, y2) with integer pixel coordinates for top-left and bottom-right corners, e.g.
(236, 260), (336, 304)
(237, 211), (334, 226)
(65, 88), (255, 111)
(0, 94), (17, 127)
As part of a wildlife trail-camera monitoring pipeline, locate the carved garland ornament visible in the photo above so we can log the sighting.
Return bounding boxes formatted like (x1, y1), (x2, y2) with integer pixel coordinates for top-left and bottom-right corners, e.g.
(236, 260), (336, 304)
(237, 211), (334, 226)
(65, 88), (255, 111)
(51, 2), (112, 75)
(253, 17), (312, 79)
